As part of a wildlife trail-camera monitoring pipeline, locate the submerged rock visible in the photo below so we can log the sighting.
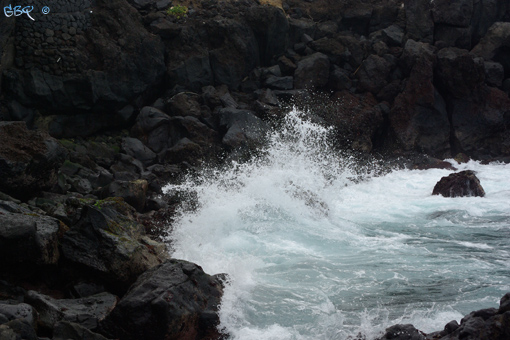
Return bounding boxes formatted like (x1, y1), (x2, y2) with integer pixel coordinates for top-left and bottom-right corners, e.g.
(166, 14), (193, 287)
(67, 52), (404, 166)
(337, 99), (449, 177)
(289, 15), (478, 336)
(100, 259), (224, 340)
(432, 170), (485, 197)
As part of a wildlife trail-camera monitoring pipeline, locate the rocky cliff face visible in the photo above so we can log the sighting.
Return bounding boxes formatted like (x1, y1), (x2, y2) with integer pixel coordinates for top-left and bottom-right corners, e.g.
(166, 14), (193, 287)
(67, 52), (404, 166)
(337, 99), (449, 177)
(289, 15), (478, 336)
(2, 0), (510, 160)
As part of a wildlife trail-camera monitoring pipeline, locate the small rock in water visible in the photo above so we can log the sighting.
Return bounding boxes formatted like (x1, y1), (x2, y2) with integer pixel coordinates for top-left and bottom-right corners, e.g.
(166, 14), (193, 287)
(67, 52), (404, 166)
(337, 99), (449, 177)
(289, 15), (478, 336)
(432, 170), (485, 197)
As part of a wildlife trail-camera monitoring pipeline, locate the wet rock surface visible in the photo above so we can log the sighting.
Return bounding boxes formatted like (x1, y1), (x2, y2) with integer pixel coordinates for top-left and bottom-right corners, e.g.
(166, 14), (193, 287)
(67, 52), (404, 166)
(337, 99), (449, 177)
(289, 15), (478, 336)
(100, 259), (224, 340)
(60, 199), (168, 292)
(432, 170), (486, 197)
(25, 291), (117, 331)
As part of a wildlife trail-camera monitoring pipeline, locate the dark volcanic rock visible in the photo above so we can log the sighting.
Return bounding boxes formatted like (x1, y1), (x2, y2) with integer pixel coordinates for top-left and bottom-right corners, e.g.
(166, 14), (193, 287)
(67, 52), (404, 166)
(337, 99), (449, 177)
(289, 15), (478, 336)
(218, 108), (269, 149)
(435, 48), (486, 102)
(167, 92), (202, 118)
(432, 170), (485, 197)
(121, 137), (157, 167)
(0, 122), (66, 200)
(3, 0), (165, 114)
(381, 25), (405, 47)
(53, 321), (112, 340)
(357, 54), (392, 94)
(449, 87), (510, 158)
(207, 19), (259, 91)
(431, 0), (473, 27)
(0, 302), (36, 327)
(0, 319), (37, 340)
(400, 40), (436, 74)
(435, 25), (472, 49)
(484, 62), (505, 87)
(339, 5), (373, 36)
(405, 0), (434, 43)
(471, 22), (510, 78)
(26, 291), (117, 331)
(327, 91), (384, 152)
(168, 53), (214, 93)
(131, 106), (220, 163)
(245, 5), (289, 65)
(433, 293), (510, 339)
(100, 259), (224, 340)
(294, 52), (330, 89)
(390, 56), (451, 158)
(0, 209), (60, 269)
(377, 324), (425, 340)
(265, 76), (294, 90)
(61, 199), (167, 291)
(104, 180), (148, 212)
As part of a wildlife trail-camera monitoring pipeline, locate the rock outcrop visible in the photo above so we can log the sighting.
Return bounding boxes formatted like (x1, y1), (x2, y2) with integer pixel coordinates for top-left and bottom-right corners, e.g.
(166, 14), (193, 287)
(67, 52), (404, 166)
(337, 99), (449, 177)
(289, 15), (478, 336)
(0, 203), (61, 270)
(61, 198), (168, 292)
(100, 260), (224, 340)
(377, 292), (510, 340)
(0, 122), (66, 200)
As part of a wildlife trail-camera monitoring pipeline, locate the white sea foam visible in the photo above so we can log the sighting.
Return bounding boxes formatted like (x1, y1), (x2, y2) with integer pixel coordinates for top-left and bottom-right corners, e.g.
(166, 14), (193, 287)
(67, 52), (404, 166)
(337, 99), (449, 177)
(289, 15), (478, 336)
(163, 109), (510, 339)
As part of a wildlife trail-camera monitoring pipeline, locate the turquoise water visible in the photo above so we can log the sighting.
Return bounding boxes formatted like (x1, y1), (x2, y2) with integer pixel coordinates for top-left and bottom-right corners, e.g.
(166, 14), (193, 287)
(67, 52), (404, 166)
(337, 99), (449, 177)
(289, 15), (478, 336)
(163, 110), (510, 339)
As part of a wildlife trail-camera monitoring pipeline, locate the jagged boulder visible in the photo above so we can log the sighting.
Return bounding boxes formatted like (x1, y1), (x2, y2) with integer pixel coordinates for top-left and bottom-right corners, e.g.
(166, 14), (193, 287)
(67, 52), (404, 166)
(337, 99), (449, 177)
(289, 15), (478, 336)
(357, 54), (392, 94)
(0, 122), (66, 200)
(0, 319), (37, 340)
(428, 293), (510, 339)
(218, 108), (269, 149)
(432, 0), (473, 27)
(60, 199), (168, 292)
(376, 324), (425, 340)
(121, 137), (157, 167)
(405, 0), (434, 43)
(0, 207), (61, 270)
(103, 179), (148, 212)
(294, 52), (330, 89)
(471, 22), (510, 78)
(131, 107), (220, 164)
(100, 259), (224, 340)
(0, 303), (37, 327)
(53, 321), (112, 340)
(435, 48), (486, 102)
(26, 291), (117, 331)
(432, 170), (485, 197)
(327, 91), (384, 152)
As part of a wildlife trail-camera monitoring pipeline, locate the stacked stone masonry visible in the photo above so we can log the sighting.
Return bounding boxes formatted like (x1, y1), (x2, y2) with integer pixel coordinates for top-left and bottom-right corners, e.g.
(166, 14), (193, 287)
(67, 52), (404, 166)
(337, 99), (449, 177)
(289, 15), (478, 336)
(13, 0), (92, 75)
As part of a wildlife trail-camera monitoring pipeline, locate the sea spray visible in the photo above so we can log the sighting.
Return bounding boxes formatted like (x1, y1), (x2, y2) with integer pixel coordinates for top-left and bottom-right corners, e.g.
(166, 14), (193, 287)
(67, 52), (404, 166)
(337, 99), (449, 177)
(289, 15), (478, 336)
(163, 109), (510, 339)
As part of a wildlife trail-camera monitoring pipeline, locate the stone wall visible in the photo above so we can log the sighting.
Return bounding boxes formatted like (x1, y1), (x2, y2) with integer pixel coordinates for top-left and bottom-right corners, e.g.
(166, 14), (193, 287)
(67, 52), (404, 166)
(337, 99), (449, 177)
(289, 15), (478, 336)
(12, 0), (93, 75)
(1, 0), (165, 118)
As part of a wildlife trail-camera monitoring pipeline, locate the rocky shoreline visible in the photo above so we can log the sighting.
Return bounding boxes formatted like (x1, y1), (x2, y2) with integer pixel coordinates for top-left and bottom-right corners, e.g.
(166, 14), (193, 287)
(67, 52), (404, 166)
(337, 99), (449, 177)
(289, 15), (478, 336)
(1, 0), (510, 339)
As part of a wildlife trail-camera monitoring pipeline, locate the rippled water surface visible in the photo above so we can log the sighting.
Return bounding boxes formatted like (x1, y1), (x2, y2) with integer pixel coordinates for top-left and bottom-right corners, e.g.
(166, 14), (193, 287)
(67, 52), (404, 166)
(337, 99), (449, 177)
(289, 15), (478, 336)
(163, 110), (510, 340)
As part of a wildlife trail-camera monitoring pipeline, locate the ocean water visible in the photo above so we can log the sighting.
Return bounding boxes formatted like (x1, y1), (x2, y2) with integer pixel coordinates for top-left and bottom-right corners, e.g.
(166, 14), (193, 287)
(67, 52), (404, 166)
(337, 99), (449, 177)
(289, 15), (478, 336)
(163, 109), (510, 340)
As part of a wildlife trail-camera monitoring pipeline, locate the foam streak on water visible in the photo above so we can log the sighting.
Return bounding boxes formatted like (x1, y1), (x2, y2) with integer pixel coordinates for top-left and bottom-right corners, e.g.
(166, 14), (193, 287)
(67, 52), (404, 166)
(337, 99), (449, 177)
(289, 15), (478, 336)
(163, 109), (510, 340)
